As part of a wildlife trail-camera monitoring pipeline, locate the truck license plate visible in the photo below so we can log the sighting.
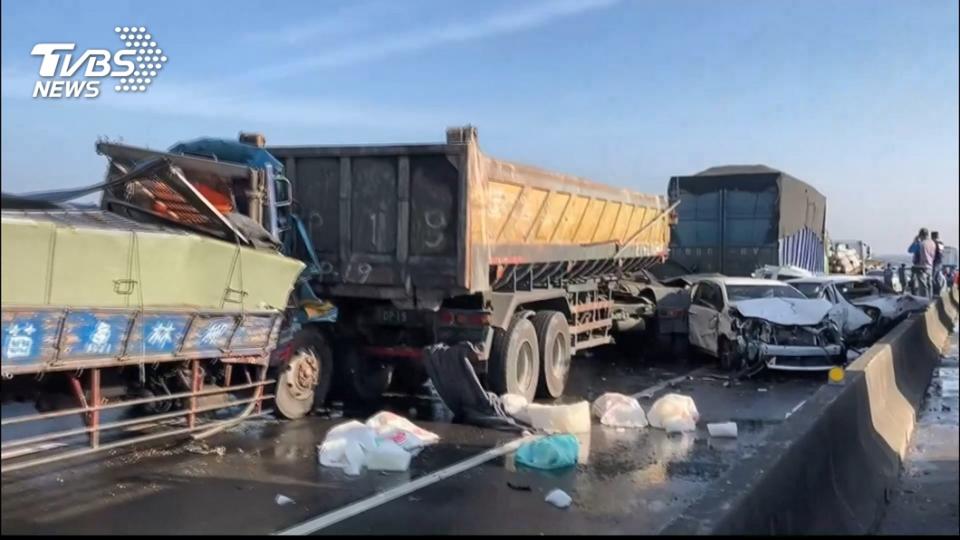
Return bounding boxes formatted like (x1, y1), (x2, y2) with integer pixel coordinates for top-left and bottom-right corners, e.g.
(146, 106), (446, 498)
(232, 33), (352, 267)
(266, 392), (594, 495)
(379, 309), (409, 324)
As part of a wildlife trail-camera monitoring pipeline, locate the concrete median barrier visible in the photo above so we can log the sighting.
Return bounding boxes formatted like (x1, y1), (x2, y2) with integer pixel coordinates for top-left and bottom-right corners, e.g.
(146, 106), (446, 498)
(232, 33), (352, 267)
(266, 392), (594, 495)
(664, 287), (959, 535)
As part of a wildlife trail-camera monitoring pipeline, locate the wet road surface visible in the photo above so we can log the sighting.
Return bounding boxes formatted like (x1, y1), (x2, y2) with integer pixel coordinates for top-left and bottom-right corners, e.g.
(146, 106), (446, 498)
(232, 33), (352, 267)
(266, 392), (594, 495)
(878, 326), (959, 535)
(1, 351), (825, 535)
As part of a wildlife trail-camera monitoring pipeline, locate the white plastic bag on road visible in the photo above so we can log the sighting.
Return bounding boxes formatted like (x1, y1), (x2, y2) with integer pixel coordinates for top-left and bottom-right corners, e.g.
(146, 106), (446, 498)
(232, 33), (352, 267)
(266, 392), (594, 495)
(365, 411), (440, 454)
(317, 420), (377, 476)
(365, 439), (413, 472)
(501, 393), (531, 424)
(544, 488), (573, 509)
(591, 393), (648, 428)
(319, 412), (440, 475)
(647, 393), (699, 433)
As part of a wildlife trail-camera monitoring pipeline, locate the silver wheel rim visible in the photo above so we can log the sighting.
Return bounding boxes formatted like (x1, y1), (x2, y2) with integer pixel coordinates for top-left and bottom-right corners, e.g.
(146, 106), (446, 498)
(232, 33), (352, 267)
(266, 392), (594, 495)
(286, 350), (319, 400)
(551, 333), (569, 379)
(517, 341), (534, 390)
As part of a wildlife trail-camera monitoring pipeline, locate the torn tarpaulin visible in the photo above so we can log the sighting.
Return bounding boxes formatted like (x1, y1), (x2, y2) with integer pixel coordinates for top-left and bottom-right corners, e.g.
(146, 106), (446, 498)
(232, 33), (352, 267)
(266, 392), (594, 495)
(423, 343), (528, 432)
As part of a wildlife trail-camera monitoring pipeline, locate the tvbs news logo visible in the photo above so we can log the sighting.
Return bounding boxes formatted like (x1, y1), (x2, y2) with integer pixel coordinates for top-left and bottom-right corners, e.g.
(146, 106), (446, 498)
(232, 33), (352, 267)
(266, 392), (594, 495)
(31, 26), (168, 99)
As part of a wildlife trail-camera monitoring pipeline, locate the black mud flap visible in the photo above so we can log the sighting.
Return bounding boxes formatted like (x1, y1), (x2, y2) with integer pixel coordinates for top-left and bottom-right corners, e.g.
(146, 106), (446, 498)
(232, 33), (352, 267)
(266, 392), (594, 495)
(423, 343), (529, 432)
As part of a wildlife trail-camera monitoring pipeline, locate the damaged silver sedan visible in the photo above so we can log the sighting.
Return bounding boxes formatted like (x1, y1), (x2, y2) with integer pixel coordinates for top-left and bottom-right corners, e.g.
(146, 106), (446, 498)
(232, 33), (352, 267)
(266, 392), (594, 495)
(687, 277), (847, 373)
(789, 276), (930, 344)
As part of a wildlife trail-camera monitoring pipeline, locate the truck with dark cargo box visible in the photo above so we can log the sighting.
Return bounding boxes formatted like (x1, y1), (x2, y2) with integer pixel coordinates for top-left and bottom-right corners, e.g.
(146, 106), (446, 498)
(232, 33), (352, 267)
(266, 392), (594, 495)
(667, 165), (827, 277)
(94, 127), (673, 410)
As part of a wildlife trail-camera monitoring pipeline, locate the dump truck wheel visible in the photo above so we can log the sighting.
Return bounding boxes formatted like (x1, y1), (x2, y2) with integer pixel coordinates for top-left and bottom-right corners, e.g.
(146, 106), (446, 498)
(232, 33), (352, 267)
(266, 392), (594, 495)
(275, 328), (332, 420)
(488, 316), (541, 402)
(341, 347), (393, 405)
(532, 311), (571, 399)
(390, 365), (430, 396)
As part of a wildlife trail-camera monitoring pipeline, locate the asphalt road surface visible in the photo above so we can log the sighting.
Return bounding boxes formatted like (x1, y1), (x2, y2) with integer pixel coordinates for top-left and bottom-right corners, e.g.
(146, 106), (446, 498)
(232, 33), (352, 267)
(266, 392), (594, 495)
(1, 350), (825, 535)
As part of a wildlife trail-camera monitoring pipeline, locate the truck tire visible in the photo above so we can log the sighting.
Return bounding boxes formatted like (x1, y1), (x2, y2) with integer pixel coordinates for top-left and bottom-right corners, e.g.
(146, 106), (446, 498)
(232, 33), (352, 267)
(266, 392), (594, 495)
(390, 365), (430, 396)
(340, 346), (394, 405)
(275, 327), (333, 420)
(532, 311), (571, 399)
(488, 316), (541, 402)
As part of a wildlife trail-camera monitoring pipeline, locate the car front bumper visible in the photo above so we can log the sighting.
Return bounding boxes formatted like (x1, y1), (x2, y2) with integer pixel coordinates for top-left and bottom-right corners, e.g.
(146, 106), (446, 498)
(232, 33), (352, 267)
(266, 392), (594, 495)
(760, 343), (844, 371)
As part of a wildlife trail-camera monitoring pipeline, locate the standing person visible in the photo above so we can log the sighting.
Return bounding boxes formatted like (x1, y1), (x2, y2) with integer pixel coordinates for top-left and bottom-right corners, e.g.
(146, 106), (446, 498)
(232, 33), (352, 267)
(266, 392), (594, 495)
(931, 231), (945, 295)
(883, 263), (894, 290)
(908, 228), (937, 298)
(898, 263), (908, 294)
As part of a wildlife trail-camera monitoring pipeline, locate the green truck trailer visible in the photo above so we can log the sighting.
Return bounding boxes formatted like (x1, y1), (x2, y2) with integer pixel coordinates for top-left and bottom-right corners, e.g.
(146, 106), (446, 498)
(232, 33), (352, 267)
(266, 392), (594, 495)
(0, 161), (308, 473)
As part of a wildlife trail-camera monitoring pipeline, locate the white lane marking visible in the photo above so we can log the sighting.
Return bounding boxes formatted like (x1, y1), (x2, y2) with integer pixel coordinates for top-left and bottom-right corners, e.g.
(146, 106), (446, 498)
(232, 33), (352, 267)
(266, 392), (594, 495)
(275, 434), (539, 535)
(631, 367), (709, 400)
(276, 368), (708, 535)
(784, 399), (807, 419)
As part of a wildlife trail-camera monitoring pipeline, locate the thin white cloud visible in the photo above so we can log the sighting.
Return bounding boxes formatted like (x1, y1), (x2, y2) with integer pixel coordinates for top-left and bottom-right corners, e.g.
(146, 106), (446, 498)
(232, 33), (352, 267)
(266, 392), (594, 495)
(249, 0), (621, 80)
(1, 68), (447, 129)
(243, 0), (410, 45)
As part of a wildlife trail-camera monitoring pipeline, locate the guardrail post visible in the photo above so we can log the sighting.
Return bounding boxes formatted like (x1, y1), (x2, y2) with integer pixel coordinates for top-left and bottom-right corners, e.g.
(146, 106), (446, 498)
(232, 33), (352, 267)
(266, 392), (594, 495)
(188, 360), (201, 429)
(90, 369), (101, 448)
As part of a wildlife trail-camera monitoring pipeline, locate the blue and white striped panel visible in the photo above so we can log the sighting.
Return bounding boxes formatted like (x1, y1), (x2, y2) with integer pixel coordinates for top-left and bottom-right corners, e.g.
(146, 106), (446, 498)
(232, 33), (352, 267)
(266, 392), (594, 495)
(779, 228), (825, 273)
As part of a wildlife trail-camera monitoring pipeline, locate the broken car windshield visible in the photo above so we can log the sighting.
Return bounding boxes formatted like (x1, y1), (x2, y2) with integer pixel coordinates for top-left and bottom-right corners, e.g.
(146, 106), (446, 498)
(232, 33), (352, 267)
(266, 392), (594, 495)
(791, 282), (824, 299)
(726, 284), (806, 301)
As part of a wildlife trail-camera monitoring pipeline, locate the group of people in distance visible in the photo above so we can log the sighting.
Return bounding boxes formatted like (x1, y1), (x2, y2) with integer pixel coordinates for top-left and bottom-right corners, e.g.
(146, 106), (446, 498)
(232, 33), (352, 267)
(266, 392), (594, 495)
(902, 228), (954, 298)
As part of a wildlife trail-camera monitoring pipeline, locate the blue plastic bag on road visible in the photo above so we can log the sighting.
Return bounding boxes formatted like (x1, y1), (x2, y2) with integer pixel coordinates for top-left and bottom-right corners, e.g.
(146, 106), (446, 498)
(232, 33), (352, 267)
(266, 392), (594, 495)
(515, 434), (579, 470)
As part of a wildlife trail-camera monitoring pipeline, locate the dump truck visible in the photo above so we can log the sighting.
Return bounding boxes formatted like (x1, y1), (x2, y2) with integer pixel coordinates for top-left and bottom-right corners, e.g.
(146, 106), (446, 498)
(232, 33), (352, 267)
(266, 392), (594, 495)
(95, 127), (673, 409)
(668, 165), (827, 277)
(0, 162), (305, 472)
(268, 127), (672, 402)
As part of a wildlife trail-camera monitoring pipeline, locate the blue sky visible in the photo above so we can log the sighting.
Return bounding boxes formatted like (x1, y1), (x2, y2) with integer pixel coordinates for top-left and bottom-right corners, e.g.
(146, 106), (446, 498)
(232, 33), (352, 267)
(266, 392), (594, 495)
(1, 0), (957, 254)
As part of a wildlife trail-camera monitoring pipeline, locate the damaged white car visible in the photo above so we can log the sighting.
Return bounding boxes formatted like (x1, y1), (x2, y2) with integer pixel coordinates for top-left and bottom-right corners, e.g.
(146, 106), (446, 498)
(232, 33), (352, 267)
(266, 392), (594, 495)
(789, 276), (930, 343)
(687, 277), (846, 372)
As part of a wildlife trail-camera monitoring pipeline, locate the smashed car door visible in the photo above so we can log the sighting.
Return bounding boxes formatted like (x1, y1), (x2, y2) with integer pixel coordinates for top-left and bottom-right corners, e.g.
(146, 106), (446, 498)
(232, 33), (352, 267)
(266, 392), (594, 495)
(824, 283), (873, 334)
(688, 282), (721, 354)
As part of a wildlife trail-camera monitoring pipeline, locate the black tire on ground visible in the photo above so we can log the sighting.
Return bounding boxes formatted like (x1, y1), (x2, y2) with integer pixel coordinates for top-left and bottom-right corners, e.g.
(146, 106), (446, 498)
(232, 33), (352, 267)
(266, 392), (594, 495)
(531, 311), (571, 399)
(339, 346), (394, 405)
(670, 334), (690, 359)
(390, 365), (430, 396)
(717, 336), (740, 372)
(615, 331), (646, 360)
(275, 327), (333, 420)
(487, 316), (541, 402)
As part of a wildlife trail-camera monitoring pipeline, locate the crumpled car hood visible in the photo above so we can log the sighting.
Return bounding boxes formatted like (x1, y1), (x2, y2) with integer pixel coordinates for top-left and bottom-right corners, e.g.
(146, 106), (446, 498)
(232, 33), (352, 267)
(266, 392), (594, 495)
(731, 297), (834, 326)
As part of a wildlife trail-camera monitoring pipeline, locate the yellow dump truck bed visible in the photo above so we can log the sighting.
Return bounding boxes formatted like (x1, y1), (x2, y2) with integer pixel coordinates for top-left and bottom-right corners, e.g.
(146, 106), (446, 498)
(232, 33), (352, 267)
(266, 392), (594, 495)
(269, 126), (669, 299)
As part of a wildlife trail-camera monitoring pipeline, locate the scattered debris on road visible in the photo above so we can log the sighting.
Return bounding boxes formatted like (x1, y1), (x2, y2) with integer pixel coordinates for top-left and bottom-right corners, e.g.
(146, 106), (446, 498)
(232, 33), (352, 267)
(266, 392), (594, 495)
(525, 401), (591, 433)
(707, 422), (738, 438)
(275, 494), (295, 506)
(647, 393), (699, 433)
(184, 442), (227, 457)
(318, 412), (440, 476)
(544, 489), (573, 509)
(592, 392), (648, 428)
(515, 434), (579, 470)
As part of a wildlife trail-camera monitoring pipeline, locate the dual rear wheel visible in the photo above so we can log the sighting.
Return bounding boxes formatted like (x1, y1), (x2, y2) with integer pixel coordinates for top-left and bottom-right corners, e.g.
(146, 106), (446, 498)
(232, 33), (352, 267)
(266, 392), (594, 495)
(276, 309), (575, 418)
(487, 311), (572, 402)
